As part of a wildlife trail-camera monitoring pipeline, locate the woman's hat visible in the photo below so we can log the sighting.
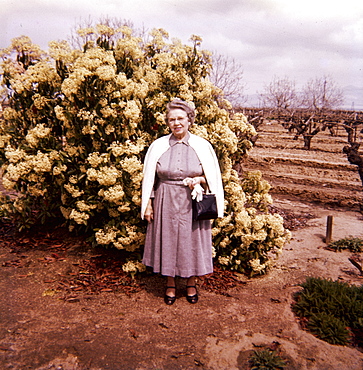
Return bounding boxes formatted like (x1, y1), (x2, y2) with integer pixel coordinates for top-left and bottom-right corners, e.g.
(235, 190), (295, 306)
(166, 98), (196, 125)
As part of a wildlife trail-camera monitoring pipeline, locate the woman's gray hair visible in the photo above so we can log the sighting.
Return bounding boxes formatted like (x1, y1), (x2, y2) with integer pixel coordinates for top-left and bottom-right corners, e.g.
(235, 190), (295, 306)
(165, 98), (196, 125)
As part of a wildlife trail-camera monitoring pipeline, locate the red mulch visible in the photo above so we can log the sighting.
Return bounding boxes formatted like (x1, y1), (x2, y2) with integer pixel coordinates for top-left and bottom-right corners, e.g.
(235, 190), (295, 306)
(0, 206), (312, 297)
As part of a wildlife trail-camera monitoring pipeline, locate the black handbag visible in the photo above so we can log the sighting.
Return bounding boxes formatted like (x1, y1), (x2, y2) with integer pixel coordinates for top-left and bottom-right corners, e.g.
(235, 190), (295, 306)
(192, 193), (218, 221)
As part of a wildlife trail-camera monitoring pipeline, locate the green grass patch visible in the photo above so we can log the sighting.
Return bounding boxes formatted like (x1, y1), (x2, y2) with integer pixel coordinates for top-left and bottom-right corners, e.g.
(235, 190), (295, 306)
(328, 237), (363, 253)
(292, 277), (363, 346)
(249, 349), (286, 369)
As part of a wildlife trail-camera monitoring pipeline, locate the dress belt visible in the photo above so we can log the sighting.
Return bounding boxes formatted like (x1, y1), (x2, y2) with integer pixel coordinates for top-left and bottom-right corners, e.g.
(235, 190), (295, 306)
(159, 179), (185, 186)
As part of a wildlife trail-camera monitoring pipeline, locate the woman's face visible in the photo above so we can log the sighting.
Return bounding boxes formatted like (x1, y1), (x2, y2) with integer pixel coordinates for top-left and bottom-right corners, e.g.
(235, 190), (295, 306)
(167, 108), (191, 140)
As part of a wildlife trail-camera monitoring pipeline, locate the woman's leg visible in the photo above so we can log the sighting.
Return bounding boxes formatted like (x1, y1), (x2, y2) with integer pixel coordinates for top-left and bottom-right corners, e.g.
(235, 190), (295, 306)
(166, 276), (176, 297)
(164, 276), (176, 305)
(186, 276), (197, 296)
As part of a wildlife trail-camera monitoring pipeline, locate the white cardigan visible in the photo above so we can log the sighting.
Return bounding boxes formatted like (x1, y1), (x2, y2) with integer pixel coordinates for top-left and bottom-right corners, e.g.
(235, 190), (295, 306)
(141, 133), (224, 219)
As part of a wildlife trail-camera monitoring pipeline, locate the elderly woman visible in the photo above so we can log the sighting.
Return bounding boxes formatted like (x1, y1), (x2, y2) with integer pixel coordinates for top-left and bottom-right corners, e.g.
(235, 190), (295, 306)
(141, 99), (224, 305)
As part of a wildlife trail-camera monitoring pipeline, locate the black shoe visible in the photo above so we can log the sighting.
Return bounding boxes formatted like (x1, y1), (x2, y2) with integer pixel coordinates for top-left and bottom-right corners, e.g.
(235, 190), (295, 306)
(186, 285), (198, 304)
(164, 286), (176, 305)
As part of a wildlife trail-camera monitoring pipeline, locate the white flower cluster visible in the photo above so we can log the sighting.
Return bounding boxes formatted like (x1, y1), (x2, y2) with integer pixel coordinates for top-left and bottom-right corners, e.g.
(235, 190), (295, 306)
(32, 94), (49, 110)
(218, 256), (231, 266)
(54, 105), (68, 123)
(249, 258), (272, 273)
(5, 147), (27, 163)
(108, 136), (147, 157)
(96, 65), (116, 81)
(26, 124), (51, 147)
(120, 156), (143, 175)
(2, 148), (58, 189)
(95, 227), (117, 245)
(53, 164), (67, 176)
(0, 134), (11, 149)
(64, 183), (84, 198)
(96, 24), (116, 36)
(76, 200), (97, 212)
(48, 40), (73, 63)
(77, 27), (95, 38)
(116, 34), (143, 60)
(61, 67), (92, 98)
(123, 100), (141, 124)
(122, 260), (146, 275)
(99, 185), (125, 204)
(86, 166), (120, 186)
(14, 62), (59, 95)
(69, 209), (89, 225)
(87, 152), (108, 168)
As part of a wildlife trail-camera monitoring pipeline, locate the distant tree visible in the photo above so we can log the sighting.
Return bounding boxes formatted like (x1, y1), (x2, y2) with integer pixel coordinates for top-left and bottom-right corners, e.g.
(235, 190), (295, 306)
(209, 53), (246, 107)
(343, 143), (363, 187)
(287, 112), (320, 150)
(259, 76), (297, 112)
(301, 76), (344, 111)
(340, 111), (363, 144)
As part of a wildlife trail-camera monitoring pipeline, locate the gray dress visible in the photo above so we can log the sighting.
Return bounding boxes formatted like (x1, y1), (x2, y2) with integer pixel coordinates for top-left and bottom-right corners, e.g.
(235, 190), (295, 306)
(142, 134), (213, 278)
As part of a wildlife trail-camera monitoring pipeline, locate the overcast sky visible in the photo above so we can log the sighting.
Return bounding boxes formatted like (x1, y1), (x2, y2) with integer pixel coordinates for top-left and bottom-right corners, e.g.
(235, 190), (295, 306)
(1, 0), (363, 108)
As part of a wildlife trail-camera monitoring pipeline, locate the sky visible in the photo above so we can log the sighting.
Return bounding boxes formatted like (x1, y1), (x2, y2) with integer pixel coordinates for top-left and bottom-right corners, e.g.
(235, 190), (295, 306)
(1, 0), (363, 109)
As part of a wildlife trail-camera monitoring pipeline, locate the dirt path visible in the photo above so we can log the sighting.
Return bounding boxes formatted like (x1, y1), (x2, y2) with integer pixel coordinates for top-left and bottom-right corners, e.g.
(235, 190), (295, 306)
(1, 196), (363, 370)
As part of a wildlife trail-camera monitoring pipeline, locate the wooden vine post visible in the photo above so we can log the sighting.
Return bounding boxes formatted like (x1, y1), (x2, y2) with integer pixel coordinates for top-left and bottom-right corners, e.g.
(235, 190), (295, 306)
(326, 215), (334, 244)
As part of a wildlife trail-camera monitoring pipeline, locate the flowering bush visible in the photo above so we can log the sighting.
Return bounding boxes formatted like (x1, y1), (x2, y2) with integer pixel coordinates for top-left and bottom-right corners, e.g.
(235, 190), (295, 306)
(0, 25), (290, 276)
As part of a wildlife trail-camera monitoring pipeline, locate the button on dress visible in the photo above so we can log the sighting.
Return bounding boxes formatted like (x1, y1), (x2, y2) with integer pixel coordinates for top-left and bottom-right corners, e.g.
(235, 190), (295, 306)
(142, 134), (213, 278)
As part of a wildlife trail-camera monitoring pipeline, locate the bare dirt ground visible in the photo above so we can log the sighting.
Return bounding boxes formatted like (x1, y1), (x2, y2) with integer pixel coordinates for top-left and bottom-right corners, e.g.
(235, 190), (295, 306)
(1, 198), (362, 370)
(1, 122), (363, 370)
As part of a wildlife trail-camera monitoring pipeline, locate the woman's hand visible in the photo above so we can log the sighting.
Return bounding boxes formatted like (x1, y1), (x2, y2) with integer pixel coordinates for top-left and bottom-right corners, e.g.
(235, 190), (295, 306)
(188, 176), (206, 190)
(144, 199), (154, 223)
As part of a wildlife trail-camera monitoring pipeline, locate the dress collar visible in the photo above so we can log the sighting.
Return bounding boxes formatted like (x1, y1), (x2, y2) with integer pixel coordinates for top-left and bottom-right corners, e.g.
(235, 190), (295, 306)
(169, 132), (190, 146)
